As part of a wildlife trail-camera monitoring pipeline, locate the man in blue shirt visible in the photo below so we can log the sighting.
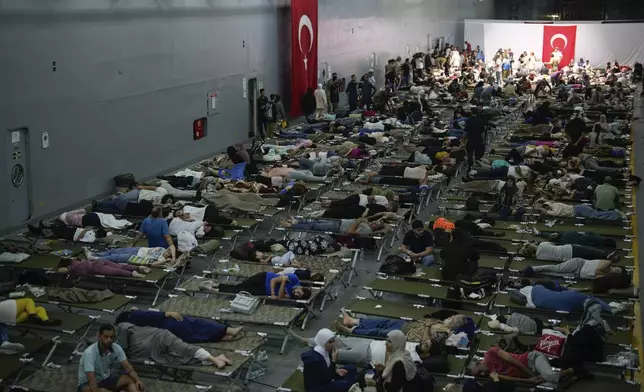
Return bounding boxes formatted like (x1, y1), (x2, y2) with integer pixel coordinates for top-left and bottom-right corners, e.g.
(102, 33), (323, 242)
(78, 324), (144, 392)
(205, 272), (311, 300)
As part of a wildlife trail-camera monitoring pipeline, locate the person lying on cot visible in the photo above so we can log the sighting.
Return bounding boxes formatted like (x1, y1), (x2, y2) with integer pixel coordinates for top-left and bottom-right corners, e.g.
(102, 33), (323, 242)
(322, 192), (396, 208)
(58, 208), (102, 227)
(199, 271), (312, 300)
(532, 228), (619, 249)
(334, 309), (473, 344)
(26, 220), (128, 245)
(510, 280), (629, 315)
(172, 205), (236, 227)
(516, 241), (619, 262)
(84, 246), (185, 269)
(92, 185), (173, 215)
(519, 257), (622, 280)
(0, 297), (61, 326)
(564, 154), (630, 176)
(313, 201), (397, 220)
(115, 321), (233, 369)
(534, 198), (628, 221)
(115, 308), (243, 343)
(168, 213), (222, 238)
(357, 170), (438, 187)
(486, 312), (549, 335)
(77, 324), (144, 392)
(301, 329), (358, 392)
(250, 250), (300, 267)
(261, 166), (330, 183)
(298, 155), (345, 177)
(468, 346), (573, 387)
(57, 259), (151, 278)
(288, 328), (425, 369)
(279, 216), (391, 236)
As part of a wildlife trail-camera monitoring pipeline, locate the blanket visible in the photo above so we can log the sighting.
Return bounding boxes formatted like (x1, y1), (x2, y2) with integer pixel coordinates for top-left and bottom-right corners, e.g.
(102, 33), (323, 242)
(95, 213), (133, 230)
(203, 189), (277, 213)
(47, 287), (114, 303)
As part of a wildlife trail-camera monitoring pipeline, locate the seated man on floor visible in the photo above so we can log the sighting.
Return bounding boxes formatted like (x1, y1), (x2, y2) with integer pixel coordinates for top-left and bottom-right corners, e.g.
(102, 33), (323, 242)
(78, 324), (144, 392)
(280, 216), (391, 236)
(115, 308), (242, 343)
(594, 176), (621, 211)
(534, 198), (627, 221)
(511, 280), (629, 315)
(199, 271), (311, 300)
(115, 321), (233, 369)
(516, 241), (619, 262)
(400, 220), (435, 266)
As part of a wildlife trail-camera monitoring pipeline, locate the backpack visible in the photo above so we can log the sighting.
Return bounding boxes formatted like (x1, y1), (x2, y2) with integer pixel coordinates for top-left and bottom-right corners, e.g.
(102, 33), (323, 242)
(379, 255), (416, 275)
(452, 272), (497, 300)
(465, 197), (480, 212)
(113, 173), (136, 189)
(229, 242), (256, 261)
(413, 363), (435, 392)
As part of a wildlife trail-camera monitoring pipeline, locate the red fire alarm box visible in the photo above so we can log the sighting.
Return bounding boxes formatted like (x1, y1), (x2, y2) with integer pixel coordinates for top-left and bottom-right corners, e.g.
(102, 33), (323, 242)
(193, 117), (207, 140)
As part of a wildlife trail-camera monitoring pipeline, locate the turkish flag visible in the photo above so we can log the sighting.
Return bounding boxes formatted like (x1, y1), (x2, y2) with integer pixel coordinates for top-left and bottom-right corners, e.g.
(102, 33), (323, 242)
(290, 0), (318, 117)
(542, 25), (577, 70)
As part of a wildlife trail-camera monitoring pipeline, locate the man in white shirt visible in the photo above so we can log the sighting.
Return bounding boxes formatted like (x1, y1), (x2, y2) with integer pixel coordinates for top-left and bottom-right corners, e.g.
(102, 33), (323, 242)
(521, 258), (620, 280)
(93, 186), (171, 214)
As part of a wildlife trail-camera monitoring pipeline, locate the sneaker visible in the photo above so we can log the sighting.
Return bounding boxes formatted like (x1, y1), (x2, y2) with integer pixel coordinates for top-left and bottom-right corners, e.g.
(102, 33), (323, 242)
(487, 320), (501, 330)
(132, 271), (146, 278)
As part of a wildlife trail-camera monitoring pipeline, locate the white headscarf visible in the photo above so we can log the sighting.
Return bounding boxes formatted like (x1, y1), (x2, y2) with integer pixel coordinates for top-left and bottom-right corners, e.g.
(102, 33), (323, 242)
(382, 330), (417, 384)
(317, 83), (324, 90)
(313, 328), (335, 367)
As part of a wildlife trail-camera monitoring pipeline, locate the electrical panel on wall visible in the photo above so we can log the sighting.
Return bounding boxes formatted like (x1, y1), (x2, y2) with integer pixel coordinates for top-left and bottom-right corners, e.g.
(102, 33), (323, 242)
(207, 92), (220, 116)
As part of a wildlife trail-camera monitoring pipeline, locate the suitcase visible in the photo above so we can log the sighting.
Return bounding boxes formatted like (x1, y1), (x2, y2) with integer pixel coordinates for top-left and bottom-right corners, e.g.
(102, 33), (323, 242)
(229, 291), (260, 315)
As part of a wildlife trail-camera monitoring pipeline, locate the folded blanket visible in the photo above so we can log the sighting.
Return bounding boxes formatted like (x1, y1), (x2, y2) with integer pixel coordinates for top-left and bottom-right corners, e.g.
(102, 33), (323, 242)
(47, 287), (115, 303)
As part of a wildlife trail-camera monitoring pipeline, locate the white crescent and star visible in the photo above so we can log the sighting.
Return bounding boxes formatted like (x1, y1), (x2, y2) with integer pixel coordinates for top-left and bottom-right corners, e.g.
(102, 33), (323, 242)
(550, 33), (568, 49)
(298, 15), (314, 70)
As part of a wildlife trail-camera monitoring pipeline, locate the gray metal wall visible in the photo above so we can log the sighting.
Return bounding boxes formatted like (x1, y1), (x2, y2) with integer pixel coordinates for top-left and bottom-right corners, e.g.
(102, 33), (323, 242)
(0, 0), (495, 232)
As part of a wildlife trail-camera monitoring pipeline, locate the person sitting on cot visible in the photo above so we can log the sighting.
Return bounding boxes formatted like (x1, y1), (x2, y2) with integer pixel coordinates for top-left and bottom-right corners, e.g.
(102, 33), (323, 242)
(301, 329), (358, 392)
(519, 257), (622, 280)
(516, 241), (619, 262)
(92, 186), (173, 215)
(84, 246), (185, 269)
(198, 271), (312, 300)
(534, 198), (628, 221)
(0, 297), (61, 326)
(115, 308), (243, 343)
(115, 321), (233, 369)
(510, 280), (629, 315)
(334, 309), (472, 343)
(57, 259), (151, 278)
(279, 216), (391, 236)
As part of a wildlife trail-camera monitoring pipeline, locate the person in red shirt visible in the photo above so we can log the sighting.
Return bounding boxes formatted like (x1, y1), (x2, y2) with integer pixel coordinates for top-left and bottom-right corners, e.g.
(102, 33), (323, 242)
(468, 347), (572, 387)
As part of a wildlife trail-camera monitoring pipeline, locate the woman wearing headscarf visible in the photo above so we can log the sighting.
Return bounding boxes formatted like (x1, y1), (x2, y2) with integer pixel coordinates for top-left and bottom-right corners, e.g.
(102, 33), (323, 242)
(314, 84), (328, 119)
(301, 329), (357, 392)
(375, 330), (419, 392)
(495, 176), (524, 221)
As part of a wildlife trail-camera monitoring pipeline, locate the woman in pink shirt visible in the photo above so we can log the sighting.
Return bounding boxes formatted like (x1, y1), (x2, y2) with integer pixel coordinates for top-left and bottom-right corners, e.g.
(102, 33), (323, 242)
(57, 259), (150, 278)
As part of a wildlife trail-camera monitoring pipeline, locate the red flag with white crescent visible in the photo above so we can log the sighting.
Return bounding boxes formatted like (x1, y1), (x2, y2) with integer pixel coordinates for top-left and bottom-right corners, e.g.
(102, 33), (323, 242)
(542, 25), (577, 70)
(290, 0), (318, 117)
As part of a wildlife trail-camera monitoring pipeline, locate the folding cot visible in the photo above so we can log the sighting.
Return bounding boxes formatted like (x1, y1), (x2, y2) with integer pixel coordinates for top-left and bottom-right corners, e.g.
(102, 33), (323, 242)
(3, 290), (135, 315)
(8, 311), (98, 365)
(507, 254), (635, 274)
(530, 221), (633, 237)
(152, 296), (304, 354)
(175, 275), (322, 329)
(363, 278), (495, 308)
(16, 364), (242, 392)
(0, 336), (53, 387)
(391, 253), (510, 285)
(324, 181), (433, 212)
